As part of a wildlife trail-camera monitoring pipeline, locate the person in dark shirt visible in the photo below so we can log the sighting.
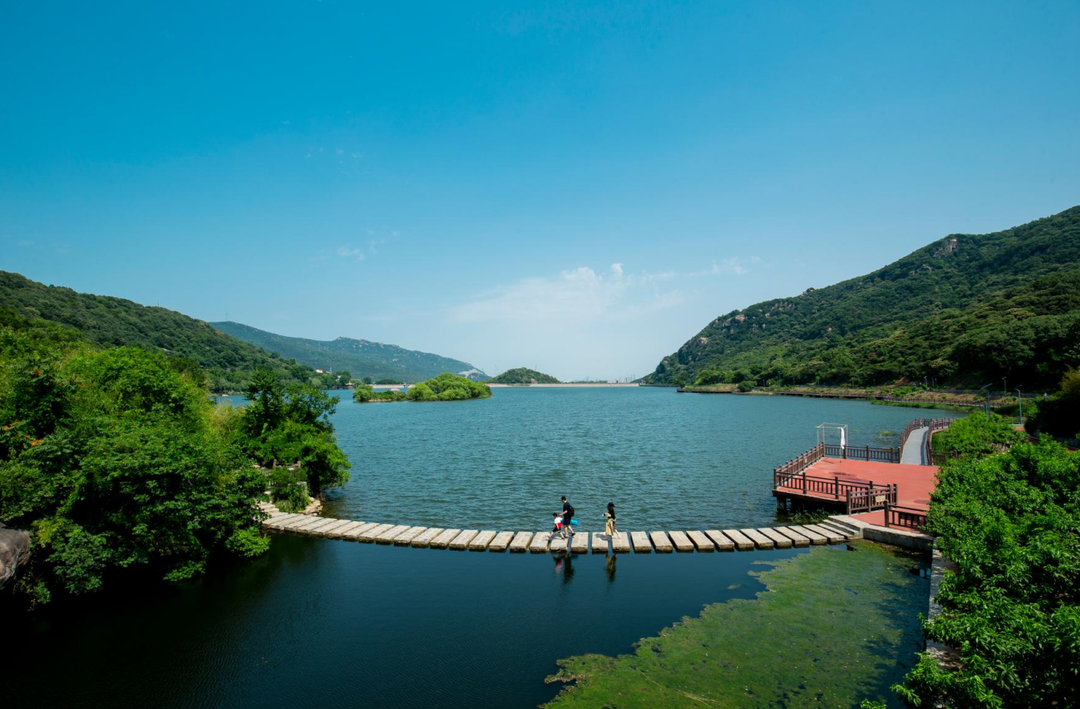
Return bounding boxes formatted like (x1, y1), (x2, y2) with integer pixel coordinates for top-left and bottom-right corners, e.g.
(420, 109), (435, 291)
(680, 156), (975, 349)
(560, 495), (575, 539)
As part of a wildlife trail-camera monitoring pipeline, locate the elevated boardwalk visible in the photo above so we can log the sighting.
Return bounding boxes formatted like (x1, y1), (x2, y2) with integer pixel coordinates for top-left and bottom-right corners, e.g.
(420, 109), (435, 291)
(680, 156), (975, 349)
(774, 420), (952, 537)
(257, 503), (855, 554)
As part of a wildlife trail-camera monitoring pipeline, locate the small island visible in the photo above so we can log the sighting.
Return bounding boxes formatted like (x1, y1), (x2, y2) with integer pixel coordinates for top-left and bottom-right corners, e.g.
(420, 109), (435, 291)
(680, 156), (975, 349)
(353, 372), (491, 403)
(486, 367), (560, 385)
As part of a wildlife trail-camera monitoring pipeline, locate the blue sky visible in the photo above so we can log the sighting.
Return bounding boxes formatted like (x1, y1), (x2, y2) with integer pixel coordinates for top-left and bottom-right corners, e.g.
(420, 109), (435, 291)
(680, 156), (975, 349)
(2, 1), (1079, 380)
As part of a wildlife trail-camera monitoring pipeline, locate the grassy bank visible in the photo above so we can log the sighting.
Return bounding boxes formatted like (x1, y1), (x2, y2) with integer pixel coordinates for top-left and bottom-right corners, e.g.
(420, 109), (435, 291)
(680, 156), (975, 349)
(544, 541), (927, 708)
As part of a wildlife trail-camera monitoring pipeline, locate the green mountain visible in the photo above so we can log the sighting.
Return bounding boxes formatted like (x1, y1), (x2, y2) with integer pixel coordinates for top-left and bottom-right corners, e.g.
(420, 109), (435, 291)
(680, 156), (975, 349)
(646, 206), (1080, 389)
(211, 321), (487, 383)
(487, 367), (561, 384)
(0, 271), (335, 392)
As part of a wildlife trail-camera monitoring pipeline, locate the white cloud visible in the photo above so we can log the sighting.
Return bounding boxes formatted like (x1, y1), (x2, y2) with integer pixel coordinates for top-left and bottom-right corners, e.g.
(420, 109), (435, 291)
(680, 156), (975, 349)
(450, 263), (684, 324)
(337, 246), (365, 262)
(689, 256), (761, 277)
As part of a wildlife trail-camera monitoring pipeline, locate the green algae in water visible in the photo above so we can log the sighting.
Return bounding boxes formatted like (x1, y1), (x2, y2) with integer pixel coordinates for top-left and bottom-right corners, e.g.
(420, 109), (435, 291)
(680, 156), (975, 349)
(544, 541), (927, 709)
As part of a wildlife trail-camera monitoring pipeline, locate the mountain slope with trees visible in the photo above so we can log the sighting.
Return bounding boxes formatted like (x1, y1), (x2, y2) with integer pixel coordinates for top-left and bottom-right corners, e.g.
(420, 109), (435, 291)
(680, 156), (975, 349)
(211, 321), (486, 383)
(487, 367), (560, 384)
(646, 205), (1080, 389)
(0, 271), (340, 392)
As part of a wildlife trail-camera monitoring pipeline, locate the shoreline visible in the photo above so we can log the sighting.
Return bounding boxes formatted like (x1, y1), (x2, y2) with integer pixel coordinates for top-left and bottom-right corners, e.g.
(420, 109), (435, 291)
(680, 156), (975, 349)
(486, 382), (641, 388)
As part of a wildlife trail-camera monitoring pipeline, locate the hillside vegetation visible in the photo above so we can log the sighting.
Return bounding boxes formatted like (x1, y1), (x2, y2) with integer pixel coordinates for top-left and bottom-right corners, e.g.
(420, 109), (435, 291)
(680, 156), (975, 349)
(487, 367), (560, 384)
(646, 206), (1080, 389)
(0, 312), (348, 606)
(353, 372), (491, 402)
(211, 321), (486, 384)
(0, 272), (340, 392)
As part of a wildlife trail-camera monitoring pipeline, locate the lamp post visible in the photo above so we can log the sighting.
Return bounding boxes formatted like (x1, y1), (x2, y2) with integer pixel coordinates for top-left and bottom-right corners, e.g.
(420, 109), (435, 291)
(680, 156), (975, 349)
(1003, 377), (1007, 399)
(1015, 386), (1023, 424)
(980, 383), (992, 417)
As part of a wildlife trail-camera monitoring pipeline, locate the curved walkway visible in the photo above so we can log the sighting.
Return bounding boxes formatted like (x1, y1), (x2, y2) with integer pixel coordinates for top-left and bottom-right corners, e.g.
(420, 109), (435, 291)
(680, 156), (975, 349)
(901, 426), (930, 465)
(257, 503), (852, 553)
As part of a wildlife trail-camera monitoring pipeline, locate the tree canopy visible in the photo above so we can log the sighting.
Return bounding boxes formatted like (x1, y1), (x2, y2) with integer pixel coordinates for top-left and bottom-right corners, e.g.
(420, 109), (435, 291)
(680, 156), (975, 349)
(353, 372), (491, 403)
(0, 314), (351, 606)
(892, 416), (1080, 708)
(487, 367), (560, 384)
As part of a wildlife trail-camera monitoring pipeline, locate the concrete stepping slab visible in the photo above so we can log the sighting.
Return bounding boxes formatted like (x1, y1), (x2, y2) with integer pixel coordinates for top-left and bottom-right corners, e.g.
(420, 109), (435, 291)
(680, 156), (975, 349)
(357, 523), (394, 542)
(410, 527), (445, 547)
(508, 531), (533, 553)
(529, 532), (552, 553)
(721, 529), (756, 551)
(630, 531), (653, 553)
(686, 531), (716, 551)
(488, 531), (515, 552)
(375, 525), (411, 544)
(341, 522), (380, 541)
(393, 526), (428, 545)
(468, 530), (497, 551)
(704, 530), (735, 551)
(668, 531), (695, 552)
(788, 524), (828, 545)
(429, 528), (462, 549)
(449, 530), (479, 550)
(804, 523), (846, 543)
(773, 526), (811, 547)
(757, 527), (793, 549)
(739, 528), (775, 550)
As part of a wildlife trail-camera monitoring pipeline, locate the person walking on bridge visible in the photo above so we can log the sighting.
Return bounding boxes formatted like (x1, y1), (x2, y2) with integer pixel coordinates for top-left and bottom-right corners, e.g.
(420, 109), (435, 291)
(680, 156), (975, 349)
(560, 495), (575, 539)
(603, 502), (618, 539)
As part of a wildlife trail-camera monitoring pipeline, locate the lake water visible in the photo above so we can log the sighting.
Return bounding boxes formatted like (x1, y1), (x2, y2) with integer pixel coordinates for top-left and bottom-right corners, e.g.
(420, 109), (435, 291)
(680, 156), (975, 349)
(322, 387), (955, 530)
(8, 389), (948, 708)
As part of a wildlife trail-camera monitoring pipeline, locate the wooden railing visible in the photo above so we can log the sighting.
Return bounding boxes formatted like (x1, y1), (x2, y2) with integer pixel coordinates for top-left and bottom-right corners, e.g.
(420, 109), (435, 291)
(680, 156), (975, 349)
(822, 443), (900, 462)
(773, 444), (825, 479)
(924, 418), (953, 465)
(845, 484), (898, 514)
(774, 469), (885, 500)
(883, 503), (927, 530)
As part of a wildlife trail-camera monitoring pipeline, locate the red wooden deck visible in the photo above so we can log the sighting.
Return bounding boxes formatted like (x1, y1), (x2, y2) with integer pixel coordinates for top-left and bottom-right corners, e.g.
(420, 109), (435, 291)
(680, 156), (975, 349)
(774, 457), (939, 523)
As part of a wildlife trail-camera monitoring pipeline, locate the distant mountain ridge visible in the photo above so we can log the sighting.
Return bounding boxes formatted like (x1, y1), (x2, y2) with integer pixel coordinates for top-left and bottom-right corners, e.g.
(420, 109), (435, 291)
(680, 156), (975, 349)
(211, 321), (486, 383)
(646, 205), (1080, 388)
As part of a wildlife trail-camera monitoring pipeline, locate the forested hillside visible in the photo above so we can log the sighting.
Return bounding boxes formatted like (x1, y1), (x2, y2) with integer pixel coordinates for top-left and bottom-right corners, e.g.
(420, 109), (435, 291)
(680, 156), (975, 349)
(646, 206), (1080, 388)
(0, 271), (337, 391)
(211, 321), (486, 383)
(487, 367), (560, 384)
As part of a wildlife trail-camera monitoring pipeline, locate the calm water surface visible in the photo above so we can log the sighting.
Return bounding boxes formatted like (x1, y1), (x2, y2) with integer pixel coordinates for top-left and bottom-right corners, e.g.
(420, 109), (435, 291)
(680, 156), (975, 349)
(9, 390), (945, 709)
(323, 387), (956, 529)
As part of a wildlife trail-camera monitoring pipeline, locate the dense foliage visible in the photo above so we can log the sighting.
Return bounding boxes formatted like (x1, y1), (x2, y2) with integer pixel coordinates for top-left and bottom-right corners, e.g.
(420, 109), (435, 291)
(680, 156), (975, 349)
(893, 417), (1080, 708)
(238, 368), (350, 501)
(1030, 368), (1080, 442)
(212, 320), (486, 384)
(0, 318), (267, 605)
(487, 367), (560, 384)
(931, 413), (1027, 458)
(0, 314), (352, 605)
(353, 373), (491, 403)
(647, 206), (1080, 389)
(0, 272), (347, 392)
